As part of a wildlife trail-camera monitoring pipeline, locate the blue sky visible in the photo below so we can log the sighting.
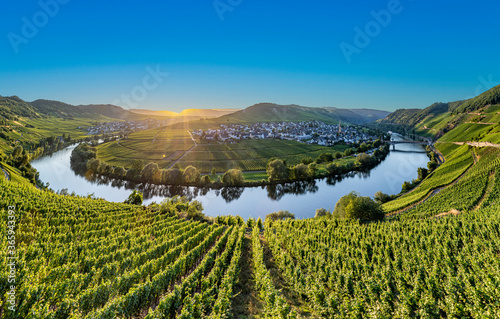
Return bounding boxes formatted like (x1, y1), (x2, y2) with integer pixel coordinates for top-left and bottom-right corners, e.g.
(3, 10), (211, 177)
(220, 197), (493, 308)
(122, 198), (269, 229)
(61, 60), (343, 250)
(1, 0), (499, 112)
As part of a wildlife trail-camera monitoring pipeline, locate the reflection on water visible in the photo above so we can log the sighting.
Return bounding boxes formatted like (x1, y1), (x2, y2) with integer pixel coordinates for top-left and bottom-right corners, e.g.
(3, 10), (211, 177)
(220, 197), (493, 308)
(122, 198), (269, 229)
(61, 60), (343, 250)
(32, 135), (430, 219)
(81, 171), (325, 203)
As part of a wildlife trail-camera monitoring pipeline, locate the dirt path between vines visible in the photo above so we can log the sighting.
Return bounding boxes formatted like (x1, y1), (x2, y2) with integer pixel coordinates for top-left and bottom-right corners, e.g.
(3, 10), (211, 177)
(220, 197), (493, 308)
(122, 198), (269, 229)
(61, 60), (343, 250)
(260, 235), (315, 318)
(473, 171), (495, 211)
(167, 130), (197, 168)
(230, 233), (264, 319)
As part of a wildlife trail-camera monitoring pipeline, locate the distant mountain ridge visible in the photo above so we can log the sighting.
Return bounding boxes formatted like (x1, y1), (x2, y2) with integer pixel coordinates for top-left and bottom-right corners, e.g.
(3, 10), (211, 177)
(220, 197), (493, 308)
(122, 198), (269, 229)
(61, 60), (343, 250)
(130, 108), (239, 118)
(218, 103), (390, 124)
(1, 96), (390, 124)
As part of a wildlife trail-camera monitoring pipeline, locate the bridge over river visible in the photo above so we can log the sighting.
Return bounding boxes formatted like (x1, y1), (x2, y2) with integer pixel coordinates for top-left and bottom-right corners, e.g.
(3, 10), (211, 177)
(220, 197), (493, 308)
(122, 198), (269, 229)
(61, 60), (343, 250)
(382, 139), (431, 151)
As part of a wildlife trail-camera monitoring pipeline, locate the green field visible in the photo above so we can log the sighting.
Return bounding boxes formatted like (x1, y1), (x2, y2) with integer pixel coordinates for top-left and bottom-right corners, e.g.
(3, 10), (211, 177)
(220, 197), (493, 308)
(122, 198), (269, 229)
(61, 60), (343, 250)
(96, 126), (350, 173)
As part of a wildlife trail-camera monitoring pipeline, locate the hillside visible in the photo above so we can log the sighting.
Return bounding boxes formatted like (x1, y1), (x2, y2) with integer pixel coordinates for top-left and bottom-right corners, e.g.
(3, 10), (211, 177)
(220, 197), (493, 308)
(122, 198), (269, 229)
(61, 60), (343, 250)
(30, 99), (86, 117)
(380, 85), (500, 139)
(29, 99), (149, 120)
(453, 84), (500, 114)
(219, 103), (390, 124)
(0, 96), (39, 119)
(2, 136), (500, 317)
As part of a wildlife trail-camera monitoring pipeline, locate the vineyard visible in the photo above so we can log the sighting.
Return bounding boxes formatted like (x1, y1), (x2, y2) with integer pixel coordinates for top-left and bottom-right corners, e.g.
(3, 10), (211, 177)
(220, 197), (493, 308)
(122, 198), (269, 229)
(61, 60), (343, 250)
(382, 144), (474, 212)
(0, 178), (245, 318)
(97, 129), (349, 173)
(3, 104), (500, 317)
(264, 206), (500, 318)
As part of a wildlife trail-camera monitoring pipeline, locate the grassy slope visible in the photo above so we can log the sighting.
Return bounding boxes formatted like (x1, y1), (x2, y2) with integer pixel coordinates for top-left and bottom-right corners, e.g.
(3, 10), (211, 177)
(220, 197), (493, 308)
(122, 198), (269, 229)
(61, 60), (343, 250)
(382, 96), (500, 213)
(382, 144), (474, 212)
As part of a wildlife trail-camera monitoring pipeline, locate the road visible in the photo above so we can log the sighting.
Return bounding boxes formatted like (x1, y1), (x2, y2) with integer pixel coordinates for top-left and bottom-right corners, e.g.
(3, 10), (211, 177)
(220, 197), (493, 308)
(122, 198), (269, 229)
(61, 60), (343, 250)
(168, 130), (198, 168)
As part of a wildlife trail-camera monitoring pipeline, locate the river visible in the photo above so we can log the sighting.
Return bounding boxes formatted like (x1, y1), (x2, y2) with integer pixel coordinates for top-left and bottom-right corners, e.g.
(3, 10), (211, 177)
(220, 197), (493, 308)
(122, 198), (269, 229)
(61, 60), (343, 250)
(31, 136), (429, 219)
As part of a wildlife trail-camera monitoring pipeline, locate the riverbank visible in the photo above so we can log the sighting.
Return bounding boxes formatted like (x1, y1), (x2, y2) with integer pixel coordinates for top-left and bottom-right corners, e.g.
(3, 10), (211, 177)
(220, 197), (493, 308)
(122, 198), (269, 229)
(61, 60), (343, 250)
(32, 137), (428, 219)
(70, 142), (391, 189)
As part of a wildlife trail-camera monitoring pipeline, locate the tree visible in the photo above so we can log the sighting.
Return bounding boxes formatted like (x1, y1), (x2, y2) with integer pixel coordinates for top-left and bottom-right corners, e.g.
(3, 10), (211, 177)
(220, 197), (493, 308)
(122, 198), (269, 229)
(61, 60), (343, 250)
(293, 163), (309, 180)
(266, 210), (295, 221)
(334, 152), (342, 159)
(417, 167), (428, 181)
(301, 157), (314, 165)
(333, 191), (384, 221)
(87, 159), (101, 172)
(12, 145), (23, 157)
(307, 163), (317, 178)
(428, 161), (438, 172)
(374, 191), (392, 204)
(98, 162), (113, 175)
(132, 159), (145, 172)
(125, 168), (139, 180)
(211, 167), (217, 176)
(326, 163), (340, 175)
(315, 208), (330, 218)
(184, 166), (201, 183)
(141, 163), (159, 182)
(124, 190), (143, 205)
(200, 175), (211, 185)
(356, 153), (372, 167)
(166, 168), (183, 184)
(316, 153), (333, 164)
(401, 181), (413, 193)
(266, 159), (289, 182)
(358, 142), (368, 152)
(222, 169), (244, 186)
(113, 166), (126, 178)
(344, 148), (353, 156)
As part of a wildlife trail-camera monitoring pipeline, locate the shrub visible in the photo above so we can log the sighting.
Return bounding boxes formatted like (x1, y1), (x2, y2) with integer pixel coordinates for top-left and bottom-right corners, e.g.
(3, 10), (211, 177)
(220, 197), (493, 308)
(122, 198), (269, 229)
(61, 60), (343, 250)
(124, 190), (143, 205)
(333, 191), (384, 221)
(266, 210), (295, 221)
(222, 169), (244, 186)
(315, 208), (330, 218)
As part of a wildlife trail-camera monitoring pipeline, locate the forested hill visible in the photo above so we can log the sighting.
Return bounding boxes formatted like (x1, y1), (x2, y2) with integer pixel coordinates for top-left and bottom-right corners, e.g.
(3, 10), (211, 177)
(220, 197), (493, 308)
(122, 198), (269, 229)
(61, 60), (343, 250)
(31, 99), (143, 120)
(380, 100), (467, 128)
(218, 103), (390, 125)
(379, 84), (500, 138)
(452, 84), (500, 114)
(0, 95), (147, 120)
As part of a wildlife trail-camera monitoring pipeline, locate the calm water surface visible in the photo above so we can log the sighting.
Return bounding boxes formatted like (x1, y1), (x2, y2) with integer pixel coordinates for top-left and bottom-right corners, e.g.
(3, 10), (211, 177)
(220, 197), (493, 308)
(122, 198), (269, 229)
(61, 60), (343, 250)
(32, 136), (428, 219)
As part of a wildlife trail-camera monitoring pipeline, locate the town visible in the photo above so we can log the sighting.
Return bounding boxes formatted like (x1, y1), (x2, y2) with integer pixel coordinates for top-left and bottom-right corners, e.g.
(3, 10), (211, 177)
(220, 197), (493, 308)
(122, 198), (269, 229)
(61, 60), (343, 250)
(192, 121), (378, 146)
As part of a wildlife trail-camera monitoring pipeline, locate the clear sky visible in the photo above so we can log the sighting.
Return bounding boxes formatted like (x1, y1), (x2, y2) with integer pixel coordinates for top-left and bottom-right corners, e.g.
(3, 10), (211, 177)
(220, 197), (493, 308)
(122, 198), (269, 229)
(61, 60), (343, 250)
(1, 0), (499, 112)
